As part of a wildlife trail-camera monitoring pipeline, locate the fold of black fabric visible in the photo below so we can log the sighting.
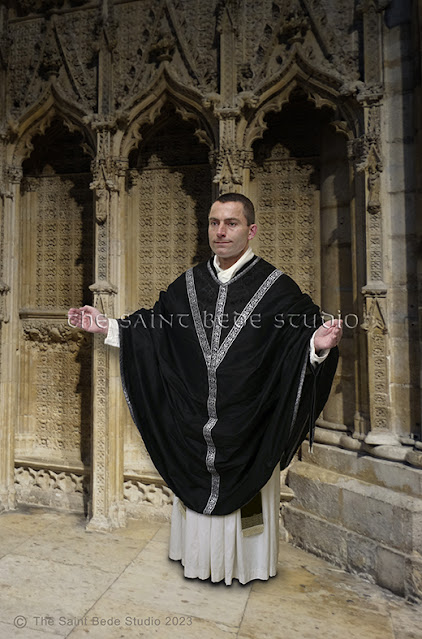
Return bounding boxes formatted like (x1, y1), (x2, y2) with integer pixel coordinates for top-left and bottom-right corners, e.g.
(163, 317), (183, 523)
(119, 258), (338, 516)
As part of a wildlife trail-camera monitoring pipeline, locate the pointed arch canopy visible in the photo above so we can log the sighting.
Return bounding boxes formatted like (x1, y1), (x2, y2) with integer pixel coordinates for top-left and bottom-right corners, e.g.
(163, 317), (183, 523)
(119, 68), (217, 160)
(239, 49), (363, 151)
(10, 84), (95, 167)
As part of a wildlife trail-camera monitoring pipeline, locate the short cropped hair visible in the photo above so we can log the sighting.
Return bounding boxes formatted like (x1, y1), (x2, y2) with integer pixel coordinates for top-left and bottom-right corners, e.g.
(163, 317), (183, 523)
(212, 193), (255, 225)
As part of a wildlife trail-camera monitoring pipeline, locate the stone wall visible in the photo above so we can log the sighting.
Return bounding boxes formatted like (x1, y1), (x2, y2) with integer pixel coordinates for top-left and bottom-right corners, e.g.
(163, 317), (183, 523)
(0, 0), (421, 598)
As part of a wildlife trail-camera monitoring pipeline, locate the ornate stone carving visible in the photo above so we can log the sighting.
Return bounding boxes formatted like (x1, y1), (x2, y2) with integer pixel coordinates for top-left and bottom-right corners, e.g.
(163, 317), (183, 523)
(124, 479), (173, 509)
(13, 1), (64, 15)
(20, 319), (92, 459)
(361, 296), (387, 335)
(88, 122), (124, 532)
(22, 320), (88, 351)
(39, 17), (62, 81)
(361, 295), (396, 441)
(249, 99), (325, 299)
(7, 6), (98, 119)
(0, 6), (9, 72)
(251, 156), (319, 299)
(89, 338), (108, 523)
(90, 123), (122, 227)
(53, 8), (99, 110)
(211, 147), (250, 191)
(356, 0), (392, 15)
(113, 0), (218, 111)
(20, 176), (38, 192)
(129, 114), (212, 308)
(89, 280), (118, 316)
(27, 174), (93, 310)
(0, 280), (10, 324)
(6, 165), (23, 184)
(237, 0), (359, 96)
(15, 465), (88, 511)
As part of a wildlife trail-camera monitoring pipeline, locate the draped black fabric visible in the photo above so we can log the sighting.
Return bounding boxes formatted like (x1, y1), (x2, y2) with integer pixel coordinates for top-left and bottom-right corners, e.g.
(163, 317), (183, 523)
(119, 257), (338, 516)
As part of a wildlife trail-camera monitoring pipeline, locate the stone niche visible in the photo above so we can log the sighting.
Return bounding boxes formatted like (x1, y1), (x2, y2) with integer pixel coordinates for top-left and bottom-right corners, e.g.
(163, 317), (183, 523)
(15, 119), (93, 510)
(122, 104), (213, 477)
(250, 90), (355, 429)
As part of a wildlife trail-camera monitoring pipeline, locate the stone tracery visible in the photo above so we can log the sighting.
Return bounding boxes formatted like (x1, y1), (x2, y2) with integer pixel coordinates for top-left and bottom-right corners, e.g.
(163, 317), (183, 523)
(0, 0), (420, 600)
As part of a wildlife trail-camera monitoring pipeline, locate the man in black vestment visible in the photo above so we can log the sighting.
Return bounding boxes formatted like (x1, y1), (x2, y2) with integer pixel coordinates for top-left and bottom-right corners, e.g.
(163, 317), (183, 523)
(68, 193), (342, 584)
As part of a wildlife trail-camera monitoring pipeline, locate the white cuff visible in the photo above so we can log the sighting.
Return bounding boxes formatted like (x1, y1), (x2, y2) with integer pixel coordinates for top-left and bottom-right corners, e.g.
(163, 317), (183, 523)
(104, 318), (120, 348)
(309, 331), (330, 367)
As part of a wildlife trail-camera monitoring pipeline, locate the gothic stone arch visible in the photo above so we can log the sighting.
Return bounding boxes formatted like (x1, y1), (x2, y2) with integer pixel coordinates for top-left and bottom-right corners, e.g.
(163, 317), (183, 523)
(7, 111), (94, 511)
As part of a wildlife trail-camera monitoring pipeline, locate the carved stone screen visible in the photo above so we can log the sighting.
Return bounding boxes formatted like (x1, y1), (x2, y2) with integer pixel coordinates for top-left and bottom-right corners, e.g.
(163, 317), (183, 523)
(17, 122), (93, 467)
(126, 109), (212, 309)
(250, 96), (330, 302)
(251, 157), (320, 301)
(123, 108), (212, 472)
(250, 95), (354, 427)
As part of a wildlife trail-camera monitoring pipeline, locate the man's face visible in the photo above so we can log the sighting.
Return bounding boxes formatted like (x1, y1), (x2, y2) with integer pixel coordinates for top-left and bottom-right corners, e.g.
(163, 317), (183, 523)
(208, 200), (257, 269)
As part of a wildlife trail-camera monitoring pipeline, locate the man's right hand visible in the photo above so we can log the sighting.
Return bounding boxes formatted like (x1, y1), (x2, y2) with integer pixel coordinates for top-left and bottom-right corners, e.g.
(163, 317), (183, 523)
(68, 306), (109, 334)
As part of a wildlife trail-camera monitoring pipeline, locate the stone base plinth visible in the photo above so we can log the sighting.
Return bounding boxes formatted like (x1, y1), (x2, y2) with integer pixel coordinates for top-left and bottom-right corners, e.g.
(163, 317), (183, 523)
(283, 444), (422, 601)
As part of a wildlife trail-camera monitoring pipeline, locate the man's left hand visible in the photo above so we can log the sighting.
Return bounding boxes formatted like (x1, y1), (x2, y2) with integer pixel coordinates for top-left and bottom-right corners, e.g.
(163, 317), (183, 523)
(314, 319), (343, 352)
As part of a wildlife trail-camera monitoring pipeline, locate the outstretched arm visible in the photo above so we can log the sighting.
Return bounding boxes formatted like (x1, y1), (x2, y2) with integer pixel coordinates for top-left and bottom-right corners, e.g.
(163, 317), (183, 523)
(68, 305), (109, 335)
(313, 319), (343, 353)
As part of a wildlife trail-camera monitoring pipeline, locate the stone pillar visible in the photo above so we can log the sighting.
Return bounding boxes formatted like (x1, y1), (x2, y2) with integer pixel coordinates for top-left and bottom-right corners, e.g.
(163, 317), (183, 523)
(212, 2), (244, 194)
(360, 130), (395, 446)
(86, 0), (125, 532)
(356, 0), (400, 449)
(346, 141), (371, 439)
(320, 127), (354, 428)
(86, 127), (125, 532)
(381, 0), (420, 443)
(0, 164), (23, 512)
(15, 177), (39, 456)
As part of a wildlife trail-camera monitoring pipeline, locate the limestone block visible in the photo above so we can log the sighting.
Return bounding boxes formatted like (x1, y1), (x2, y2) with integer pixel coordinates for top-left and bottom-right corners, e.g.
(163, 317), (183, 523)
(314, 428), (343, 446)
(405, 555), (422, 602)
(301, 443), (422, 497)
(283, 506), (348, 569)
(370, 445), (409, 462)
(290, 460), (422, 554)
(15, 482), (85, 512)
(405, 450), (422, 469)
(346, 532), (377, 582)
(376, 546), (406, 597)
(286, 503), (422, 602)
(279, 485), (295, 503)
(365, 430), (400, 446)
(287, 462), (342, 523)
(338, 434), (365, 451)
(340, 478), (422, 554)
(317, 418), (349, 432)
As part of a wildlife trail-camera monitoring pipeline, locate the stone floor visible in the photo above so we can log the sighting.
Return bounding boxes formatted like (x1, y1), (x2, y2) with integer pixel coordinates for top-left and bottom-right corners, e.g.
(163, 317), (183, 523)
(0, 507), (421, 639)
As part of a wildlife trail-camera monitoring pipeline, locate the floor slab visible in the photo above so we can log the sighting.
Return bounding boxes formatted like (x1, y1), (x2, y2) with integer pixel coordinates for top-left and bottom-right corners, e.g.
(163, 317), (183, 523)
(1, 509), (421, 639)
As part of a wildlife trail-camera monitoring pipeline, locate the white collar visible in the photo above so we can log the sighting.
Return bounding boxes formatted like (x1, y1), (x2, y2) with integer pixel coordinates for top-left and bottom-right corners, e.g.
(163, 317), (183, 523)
(213, 247), (255, 283)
